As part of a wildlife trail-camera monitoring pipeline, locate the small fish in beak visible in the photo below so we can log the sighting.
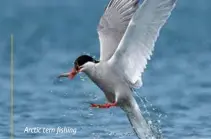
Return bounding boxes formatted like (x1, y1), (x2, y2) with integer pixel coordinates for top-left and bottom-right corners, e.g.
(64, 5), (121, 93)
(58, 68), (78, 79)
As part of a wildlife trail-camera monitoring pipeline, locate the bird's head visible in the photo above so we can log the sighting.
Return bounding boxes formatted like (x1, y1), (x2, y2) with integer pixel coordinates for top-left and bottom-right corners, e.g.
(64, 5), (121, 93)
(58, 55), (99, 79)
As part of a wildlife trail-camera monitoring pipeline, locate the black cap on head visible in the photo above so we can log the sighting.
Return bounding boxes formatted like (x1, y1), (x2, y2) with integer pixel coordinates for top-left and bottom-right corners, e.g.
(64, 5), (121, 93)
(74, 55), (99, 70)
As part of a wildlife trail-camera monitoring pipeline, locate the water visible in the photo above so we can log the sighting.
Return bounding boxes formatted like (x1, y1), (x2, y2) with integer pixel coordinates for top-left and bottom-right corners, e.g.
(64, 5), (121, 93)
(0, 0), (211, 139)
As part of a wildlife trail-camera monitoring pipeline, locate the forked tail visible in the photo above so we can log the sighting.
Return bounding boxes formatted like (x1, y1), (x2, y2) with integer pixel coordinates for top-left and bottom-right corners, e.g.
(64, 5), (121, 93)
(121, 97), (156, 139)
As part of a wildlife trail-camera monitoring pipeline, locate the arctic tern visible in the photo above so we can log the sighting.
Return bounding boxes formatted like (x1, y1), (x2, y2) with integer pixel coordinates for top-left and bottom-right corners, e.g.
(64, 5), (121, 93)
(59, 0), (177, 138)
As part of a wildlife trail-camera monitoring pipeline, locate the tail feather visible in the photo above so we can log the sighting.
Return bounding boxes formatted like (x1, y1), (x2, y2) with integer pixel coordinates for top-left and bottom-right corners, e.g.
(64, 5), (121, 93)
(121, 97), (155, 139)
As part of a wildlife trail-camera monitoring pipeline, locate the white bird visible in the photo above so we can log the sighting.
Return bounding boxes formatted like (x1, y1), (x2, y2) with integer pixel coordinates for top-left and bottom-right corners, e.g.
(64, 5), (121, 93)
(59, 0), (177, 138)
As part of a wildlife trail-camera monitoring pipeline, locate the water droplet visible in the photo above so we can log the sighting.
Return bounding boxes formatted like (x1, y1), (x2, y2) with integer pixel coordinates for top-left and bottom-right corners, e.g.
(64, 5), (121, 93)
(148, 120), (152, 125)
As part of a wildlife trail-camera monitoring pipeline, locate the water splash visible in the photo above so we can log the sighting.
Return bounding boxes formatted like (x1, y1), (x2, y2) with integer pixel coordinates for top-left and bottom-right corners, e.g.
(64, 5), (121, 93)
(79, 72), (89, 82)
(134, 91), (165, 139)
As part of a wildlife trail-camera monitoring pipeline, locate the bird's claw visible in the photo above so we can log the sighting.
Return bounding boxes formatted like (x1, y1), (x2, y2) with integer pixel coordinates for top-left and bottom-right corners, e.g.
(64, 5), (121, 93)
(90, 103), (117, 108)
(90, 103), (100, 108)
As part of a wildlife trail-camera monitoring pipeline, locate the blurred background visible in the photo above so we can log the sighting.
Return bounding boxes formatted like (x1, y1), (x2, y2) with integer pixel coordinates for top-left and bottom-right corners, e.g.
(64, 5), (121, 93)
(0, 0), (211, 138)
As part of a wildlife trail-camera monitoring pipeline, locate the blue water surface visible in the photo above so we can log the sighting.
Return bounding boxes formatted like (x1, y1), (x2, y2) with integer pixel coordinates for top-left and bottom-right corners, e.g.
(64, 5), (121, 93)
(0, 0), (211, 139)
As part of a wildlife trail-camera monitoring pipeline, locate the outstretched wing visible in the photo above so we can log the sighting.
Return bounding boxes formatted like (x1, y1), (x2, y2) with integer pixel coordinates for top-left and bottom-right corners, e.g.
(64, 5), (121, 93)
(98, 0), (140, 61)
(109, 0), (177, 88)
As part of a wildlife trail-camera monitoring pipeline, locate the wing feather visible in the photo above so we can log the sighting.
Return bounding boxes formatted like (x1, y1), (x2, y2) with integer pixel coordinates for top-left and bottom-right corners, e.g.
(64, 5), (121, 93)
(109, 0), (177, 88)
(98, 0), (140, 61)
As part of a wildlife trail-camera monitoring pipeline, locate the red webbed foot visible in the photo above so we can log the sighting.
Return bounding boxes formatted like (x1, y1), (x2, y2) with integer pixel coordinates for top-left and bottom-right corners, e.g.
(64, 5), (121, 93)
(90, 102), (117, 108)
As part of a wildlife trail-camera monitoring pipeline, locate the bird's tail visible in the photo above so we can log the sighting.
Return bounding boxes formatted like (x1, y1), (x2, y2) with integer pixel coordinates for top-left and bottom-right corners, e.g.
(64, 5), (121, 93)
(121, 97), (156, 139)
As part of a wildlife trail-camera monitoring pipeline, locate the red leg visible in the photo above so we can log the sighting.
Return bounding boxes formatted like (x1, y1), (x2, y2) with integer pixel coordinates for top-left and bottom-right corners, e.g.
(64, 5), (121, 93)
(90, 102), (117, 108)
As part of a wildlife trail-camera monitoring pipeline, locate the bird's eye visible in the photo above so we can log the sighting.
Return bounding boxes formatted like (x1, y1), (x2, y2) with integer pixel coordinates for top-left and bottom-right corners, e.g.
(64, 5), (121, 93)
(74, 63), (79, 70)
(75, 65), (79, 71)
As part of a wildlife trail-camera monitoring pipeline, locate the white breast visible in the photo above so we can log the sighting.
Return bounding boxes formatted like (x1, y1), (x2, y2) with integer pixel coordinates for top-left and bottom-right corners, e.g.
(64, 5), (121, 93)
(84, 62), (132, 103)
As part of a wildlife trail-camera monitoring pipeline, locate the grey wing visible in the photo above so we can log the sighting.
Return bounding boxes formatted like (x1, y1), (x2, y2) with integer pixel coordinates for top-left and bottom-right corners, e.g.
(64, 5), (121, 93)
(98, 0), (139, 61)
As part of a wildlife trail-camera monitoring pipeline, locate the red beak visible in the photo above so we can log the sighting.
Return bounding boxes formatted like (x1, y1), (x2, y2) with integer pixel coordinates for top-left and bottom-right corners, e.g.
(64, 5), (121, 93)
(68, 68), (77, 79)
(58, 68), (78, 79)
